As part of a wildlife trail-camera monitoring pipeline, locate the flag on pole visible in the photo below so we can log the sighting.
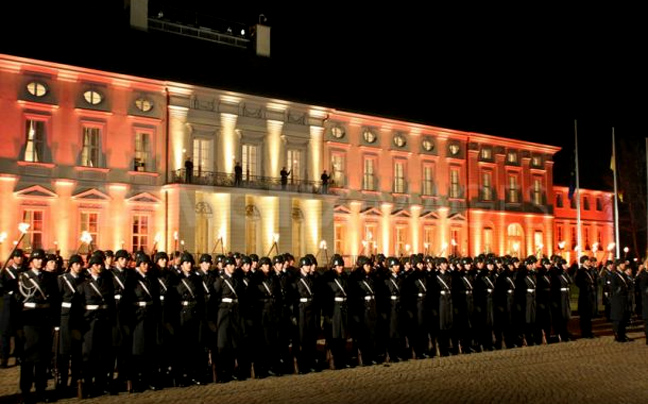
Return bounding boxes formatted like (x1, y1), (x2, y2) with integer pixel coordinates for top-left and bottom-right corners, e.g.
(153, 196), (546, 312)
(568, 149), (576, 200)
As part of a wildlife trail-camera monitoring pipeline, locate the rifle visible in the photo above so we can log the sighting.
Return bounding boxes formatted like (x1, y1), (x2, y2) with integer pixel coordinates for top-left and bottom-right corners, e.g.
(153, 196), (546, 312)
(52, 327), (61, 391)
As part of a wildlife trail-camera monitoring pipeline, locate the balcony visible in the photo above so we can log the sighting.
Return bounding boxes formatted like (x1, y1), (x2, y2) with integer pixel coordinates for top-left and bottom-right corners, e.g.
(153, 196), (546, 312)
(170, 169), (333, 195)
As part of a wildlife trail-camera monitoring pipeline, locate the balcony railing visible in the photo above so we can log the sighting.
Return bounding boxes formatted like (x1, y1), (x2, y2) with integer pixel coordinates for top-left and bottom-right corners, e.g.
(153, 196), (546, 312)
(170, 169), (333, 194)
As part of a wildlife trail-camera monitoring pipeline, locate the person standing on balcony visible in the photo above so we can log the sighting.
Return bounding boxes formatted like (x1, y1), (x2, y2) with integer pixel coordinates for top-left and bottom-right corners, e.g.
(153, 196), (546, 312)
(234, 162), (243, 186)
(280, 167), (291, 190)
(320, 170), (330, 194)
(184, 156), (193, 184)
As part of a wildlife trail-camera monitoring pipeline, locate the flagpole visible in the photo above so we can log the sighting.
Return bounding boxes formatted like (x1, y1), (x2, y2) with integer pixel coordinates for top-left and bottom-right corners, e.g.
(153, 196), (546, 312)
(574, 120), (582, 258)
(612, 127), (620, 259)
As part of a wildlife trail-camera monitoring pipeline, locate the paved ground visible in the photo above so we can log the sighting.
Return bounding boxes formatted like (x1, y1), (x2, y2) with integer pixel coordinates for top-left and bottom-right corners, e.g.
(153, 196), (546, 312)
(0, 327), (646, 404)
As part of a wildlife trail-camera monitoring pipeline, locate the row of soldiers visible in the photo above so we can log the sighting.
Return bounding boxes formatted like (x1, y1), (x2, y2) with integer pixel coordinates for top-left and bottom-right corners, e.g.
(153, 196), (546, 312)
(1, 248), (648, 403)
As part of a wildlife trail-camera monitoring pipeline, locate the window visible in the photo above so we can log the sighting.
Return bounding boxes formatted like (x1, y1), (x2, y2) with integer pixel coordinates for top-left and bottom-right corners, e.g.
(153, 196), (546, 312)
(507, 174), (519, 203)
(330, 125), (345, 139)
(193, 138), (213, 174)
(531, 155), (543, 167)
(80, 212), (99, 250)
(395, 226), (407, 256)
(534, 231), (543, 253)
(596, 197), (603, 211)
(556, 193), (564, 208)
(483, 228), (493, 253)
(448, 143), (460, 156)
(132, 214), (149, 252)
(421, 137), (435, 152)
(532, 178), (543, 204)
(242, 144), (258, 180)
(393, 133), (406, 148)
(287, 149), (302, 181)
(334, 222), (345, 255)
(81, 126), (101, 167)
(480, 147), (492, 160)
(135, 97), (153, 112)
(449, 168), (461, 198)
(571, 227), (577, 250)
(557, 226), (563, 243)
(451, 229), (460, 255)
(422, 164), (435, 196)
(22, 210), (44, 251)
(507, 224), (522, 256)
(83, 90), (103, 105)
(363, 157), (376, 191)
(134, 131), (151, 171)
(583, 196), (590, 210)
(362, 128), (377, 144)
(481, 170), (493, 201)
(331, 153), (345, 186)
(363, 223), (377, 255)
(506, 151), (518, 164)
(584, 228), (590, 250)
(394, 160), (406, 193)
(24, 119), (45, 163)
(26, 81), (48, 97)
(423, 226), (435, 254)
(570, 195), (576, 209)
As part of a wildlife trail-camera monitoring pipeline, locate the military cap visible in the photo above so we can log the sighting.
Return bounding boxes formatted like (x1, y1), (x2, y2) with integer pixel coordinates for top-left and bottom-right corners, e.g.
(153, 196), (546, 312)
(154, 251), (169, 262)
(485, 258), (494, 266)
(410, 255), (421, 266)
(376, 253), (386, 263)
(526, 255), (538, 265)
(12, 249), (24, 258)
(299, 256), (312, 267)
(44, 253), (58, 264)
(104, 250), (114, 258)
(30, 248), (46, 260)
(437, 257), (449, 265)
(541, 257), (551, 266)
(249, 253), (259, 262)
(180, 253), (194, 265)
(511, 257), (520, 264)
(259, 257), (272, 266)
(283, 253), (294, 261)
(173, 251), (182, 258)
(305, 253), (318, 266)
(474, 256), (484, 264)
(224, 256), (236, 266)
(356, 255), (370, 267)
(88, 255), (103, 267)
(331, 255), (345, 267)
(461, 257), (473, 266)
(494, 257), (503, 264)
(199, 253), (213, 264)
(605, 260), (614, 267)
(115, 249), (130, 260)
(386, 256), (400, 268)
(579, 255), (590, 264)
(559, 258), (568, 266)
(68, 254), (84, 266)
(233, 252), (242, 259)
(241, 255), (252, 265)
(272, 255), (285, 265)
(216, 254), (226, 264)
(136, 254), (152, 267)
(614, 258), (625, 266)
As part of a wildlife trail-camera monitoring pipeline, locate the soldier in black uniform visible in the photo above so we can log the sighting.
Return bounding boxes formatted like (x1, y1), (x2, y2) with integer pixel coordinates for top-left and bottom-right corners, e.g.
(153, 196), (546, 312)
(430, 257), (453, 356)
(109, 249), (135, 392)
(574, 255), (597, 338)
(348, 256), (378, 366)
(599, 260), (613, 321)
(76, 254), (115, 398)
(636, 262), (648, 344)
(535, 258), (553, 344)
(493, 257), (516, 349)
(473, 258), (496, 351)
(550, 257), (572, 342)
(250, 256), (281, 378)
(197, 254), (216, 384)
(452, 257), (475, 354)
(175, 253), (204, 386)
(610, 259), (632, 342)
(1, 249), (25, 368)
(212, 256), (243, 382)
(56, 254), (85, 397)
(403, 255), (430, 359)
(382, 256), (406, 362)
(236, 255), (254, 380)
(514, 256), (537, 346)
(152, 251), (177, 387)
(129, 254), (160, 391)
(322, 255), (350, 369)
(273, 254), (294, 374)
(18, 249), (60, 403)
(291, 256), (320, 373)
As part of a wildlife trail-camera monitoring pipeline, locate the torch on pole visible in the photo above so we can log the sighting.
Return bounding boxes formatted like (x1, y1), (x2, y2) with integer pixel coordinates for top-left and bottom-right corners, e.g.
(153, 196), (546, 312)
(1, 223), (30, 272)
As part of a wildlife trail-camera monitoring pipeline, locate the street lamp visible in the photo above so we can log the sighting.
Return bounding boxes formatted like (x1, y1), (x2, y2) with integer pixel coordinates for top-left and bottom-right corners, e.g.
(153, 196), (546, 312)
(624, 246), (630, 259)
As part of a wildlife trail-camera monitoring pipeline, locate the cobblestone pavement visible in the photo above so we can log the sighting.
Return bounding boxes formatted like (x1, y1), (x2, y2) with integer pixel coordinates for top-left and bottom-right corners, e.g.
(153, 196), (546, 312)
(1, 329), (646, 404)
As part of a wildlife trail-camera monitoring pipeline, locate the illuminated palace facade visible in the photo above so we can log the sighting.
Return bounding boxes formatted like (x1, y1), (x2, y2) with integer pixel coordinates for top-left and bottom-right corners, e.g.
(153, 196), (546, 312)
(0, 54), (614, 264)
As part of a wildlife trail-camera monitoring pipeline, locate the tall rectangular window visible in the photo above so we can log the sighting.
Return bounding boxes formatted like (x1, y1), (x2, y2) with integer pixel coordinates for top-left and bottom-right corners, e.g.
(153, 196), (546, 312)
(22, 210), (43, 250)
(450, 168), (460, 198)
(334, 223), (345, 255)
(534, 231), (543, 252)
(557, 226), (563, 243)
(80, 212), (99, 248)
(287, 149), (302, 181)
(363, 157), (376, 191)
(532, 178), (543, 204)
(134, 131), (151, 171)
(331, 153), (345, 186)
(193, 138), (213, 173)
(483, 228), (493, 253)
(423, 226), (435, 254)
(242, 144), (258, 180)
(363, 223), (377, 254)
(132, 214), (149, 252)
(395, 226), (407, 256)
(81, 127), (101, 167)
(422, 164), (434, 196)
(394, 160), (406, 193)
(481, 171), (493, 201)
(24, 119), (45, 163)
(507, 174), (519, 203)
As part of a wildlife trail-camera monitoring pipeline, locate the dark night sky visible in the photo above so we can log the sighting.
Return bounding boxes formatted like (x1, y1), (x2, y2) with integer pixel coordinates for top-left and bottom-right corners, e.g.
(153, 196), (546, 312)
(2, 2), (647, 190)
